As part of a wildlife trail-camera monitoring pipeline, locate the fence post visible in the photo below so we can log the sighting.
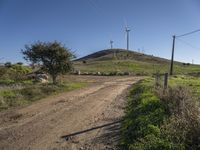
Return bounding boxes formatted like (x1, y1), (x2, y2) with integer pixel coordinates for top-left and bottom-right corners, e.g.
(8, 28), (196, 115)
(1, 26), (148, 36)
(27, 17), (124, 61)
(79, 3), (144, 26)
(155, 72), (161, 87)
(164, 73), (168, 89)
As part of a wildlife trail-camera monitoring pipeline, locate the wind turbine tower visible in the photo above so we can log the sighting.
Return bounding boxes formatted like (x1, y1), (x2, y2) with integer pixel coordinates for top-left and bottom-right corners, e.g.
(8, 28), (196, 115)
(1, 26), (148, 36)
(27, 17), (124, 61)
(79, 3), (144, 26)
(125, 27), (131, 50)
(110, 40), (113, 49)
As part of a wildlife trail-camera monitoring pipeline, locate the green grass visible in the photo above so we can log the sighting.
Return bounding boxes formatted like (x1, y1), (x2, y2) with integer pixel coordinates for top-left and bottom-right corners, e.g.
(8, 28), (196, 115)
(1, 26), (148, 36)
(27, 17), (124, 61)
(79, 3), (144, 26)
(120, 79), (177, 149)
(169, 75), (200, 102)
(74, 59), (200, 75)
(120, 77), (200, 150)
(0, 81), (87, 111)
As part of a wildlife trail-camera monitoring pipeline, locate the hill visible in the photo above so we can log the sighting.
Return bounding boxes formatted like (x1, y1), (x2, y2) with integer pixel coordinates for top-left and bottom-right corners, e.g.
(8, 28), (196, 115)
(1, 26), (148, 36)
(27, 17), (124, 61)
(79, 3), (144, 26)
(74, 49), (200, 75)
(75, 49), (170, 63)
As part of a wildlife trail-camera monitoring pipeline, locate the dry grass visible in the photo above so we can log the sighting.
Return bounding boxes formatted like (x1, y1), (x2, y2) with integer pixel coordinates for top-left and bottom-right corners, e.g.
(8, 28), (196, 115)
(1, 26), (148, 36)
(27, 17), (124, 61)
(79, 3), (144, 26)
(158, 87), (200, 149)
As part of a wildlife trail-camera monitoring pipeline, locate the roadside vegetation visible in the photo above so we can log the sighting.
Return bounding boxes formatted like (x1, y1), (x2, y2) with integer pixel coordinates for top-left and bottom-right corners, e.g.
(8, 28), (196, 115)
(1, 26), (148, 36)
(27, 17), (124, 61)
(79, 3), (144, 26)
(0, 80), (86, 111)
(0, 41), (87, 111)
(0, 62), (86, 111)
(169, 75), (200, 102)
(0, 63), (86, 111)
(120, 77), (200, 149)
(0, 62), (32, 84)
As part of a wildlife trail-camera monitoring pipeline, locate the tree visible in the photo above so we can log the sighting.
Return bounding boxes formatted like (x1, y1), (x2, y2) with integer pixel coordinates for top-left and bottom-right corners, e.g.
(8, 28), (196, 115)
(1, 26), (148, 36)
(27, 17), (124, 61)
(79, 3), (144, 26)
(22, 41), (74, 84)
(4, 62), (12, 68)
(16, 62), (23, 65)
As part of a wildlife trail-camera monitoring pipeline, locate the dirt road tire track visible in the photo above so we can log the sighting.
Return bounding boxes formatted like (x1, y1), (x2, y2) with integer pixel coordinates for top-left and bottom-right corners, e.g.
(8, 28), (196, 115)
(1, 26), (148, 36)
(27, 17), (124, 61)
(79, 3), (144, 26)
(0, 76), (141, 150)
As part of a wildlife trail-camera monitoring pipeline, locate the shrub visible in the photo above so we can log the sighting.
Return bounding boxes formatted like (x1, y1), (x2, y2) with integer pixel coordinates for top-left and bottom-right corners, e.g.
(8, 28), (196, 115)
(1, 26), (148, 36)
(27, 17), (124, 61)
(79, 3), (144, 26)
(0, 67), (7, 77)
(0, 64), (31, 82)
(130, 134), (178, 150)
(4, 62), (12, 68)
(82, 60), (87, 64)
(159, 87), (200, 149)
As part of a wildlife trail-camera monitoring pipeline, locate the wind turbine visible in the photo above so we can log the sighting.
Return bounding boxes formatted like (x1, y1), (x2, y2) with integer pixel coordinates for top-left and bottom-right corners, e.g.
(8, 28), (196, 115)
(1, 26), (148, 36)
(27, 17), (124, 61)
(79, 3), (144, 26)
(125, 27), (131, 50)
(110, 40), (113, 49)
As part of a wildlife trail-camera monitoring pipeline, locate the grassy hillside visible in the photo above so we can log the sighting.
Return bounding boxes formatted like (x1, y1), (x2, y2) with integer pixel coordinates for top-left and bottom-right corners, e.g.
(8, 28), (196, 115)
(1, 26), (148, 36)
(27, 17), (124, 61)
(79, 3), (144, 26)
(74, 49), (200, 75)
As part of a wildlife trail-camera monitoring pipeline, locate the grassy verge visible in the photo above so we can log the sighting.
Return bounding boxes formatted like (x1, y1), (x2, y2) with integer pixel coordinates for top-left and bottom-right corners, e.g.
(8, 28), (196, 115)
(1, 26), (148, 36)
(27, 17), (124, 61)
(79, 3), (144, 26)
(0, 81), (87, 111)
(169, 75), (200, 102)
(74, 60), (200, 75)
(120, 77), (200, 150)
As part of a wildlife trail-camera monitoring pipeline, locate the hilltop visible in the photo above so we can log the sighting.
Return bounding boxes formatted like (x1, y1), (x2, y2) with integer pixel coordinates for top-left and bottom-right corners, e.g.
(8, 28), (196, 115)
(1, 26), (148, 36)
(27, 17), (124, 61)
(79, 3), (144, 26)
(75, 49), (170, 63)
(74, 49), (200, 75)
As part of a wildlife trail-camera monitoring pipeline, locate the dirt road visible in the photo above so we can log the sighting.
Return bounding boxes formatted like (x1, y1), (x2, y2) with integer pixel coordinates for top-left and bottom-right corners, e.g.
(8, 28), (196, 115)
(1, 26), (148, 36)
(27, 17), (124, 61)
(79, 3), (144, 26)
(0, 76), (141, 150)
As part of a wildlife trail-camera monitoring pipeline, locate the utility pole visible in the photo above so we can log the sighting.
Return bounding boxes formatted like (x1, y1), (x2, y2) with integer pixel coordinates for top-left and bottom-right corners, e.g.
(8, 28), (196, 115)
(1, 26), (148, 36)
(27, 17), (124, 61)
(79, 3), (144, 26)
(125, 27), (131, 50)
(170, 35), (176, 75)
(169, 29), (200, 75)
(110, 40), (113, 49)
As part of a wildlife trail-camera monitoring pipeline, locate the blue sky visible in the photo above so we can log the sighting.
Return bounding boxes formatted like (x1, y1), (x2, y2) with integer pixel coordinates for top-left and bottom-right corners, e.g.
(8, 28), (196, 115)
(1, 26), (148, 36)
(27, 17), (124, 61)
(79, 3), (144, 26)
(0, 0), (200, 64)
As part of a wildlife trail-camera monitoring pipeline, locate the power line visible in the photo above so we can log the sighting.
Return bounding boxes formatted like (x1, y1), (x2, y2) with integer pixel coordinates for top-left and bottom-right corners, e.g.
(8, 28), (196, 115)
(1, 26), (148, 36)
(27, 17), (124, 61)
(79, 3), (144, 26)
(87, 0), (117, 50)
(176, 38), (200, 51)
(86, 0), (105, 19)
(176, 29), (200, 38)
